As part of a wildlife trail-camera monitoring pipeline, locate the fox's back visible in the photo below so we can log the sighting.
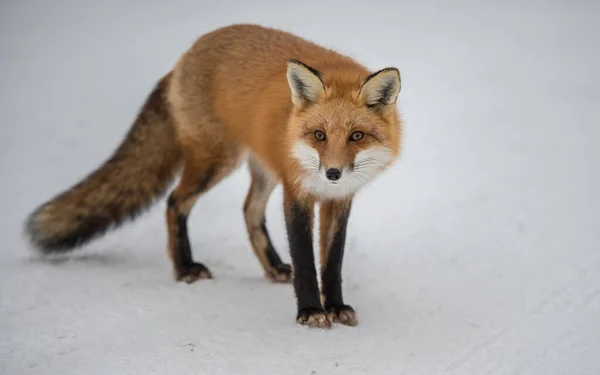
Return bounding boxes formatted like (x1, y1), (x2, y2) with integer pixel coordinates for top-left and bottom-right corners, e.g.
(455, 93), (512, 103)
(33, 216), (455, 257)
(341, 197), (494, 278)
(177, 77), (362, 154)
(168, 24), (370, 157)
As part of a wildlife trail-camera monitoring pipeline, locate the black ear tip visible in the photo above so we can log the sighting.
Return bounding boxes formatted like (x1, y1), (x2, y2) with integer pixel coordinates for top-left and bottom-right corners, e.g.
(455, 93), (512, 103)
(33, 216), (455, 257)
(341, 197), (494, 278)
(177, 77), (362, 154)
(287, 60), (322, 80)
(382, 68), (401, 87)
(383, 67), (400, 78)
(288, 59), (311, 69)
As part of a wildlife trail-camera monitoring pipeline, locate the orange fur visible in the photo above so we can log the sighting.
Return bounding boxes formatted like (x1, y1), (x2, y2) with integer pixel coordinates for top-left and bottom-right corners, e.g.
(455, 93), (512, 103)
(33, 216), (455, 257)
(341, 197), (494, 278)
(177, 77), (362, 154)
(24, 24), (403, 326)
(168, 24), (402, 201)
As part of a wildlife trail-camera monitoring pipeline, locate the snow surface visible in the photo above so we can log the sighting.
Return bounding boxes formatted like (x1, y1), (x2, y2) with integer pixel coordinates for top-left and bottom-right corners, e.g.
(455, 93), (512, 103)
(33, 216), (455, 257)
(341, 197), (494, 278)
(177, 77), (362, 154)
(1, 1), (600, 374)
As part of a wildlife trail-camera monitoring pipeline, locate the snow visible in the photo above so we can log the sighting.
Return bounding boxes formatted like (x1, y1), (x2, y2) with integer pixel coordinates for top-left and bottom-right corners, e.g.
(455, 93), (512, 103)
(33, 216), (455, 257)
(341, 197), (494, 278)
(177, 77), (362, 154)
(1, 0), (600, 374)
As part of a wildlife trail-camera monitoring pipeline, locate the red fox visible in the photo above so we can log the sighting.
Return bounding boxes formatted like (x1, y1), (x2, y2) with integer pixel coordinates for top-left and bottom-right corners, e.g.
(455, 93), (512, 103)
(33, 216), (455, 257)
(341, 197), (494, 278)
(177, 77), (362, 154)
(25, 24), (402, 328)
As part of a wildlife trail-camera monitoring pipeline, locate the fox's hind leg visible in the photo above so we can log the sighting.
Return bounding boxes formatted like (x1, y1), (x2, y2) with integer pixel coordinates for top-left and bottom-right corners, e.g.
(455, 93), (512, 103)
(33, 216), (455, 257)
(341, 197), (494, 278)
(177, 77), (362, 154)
(166, 146), (242, 283)
(243, 157), (292, 282)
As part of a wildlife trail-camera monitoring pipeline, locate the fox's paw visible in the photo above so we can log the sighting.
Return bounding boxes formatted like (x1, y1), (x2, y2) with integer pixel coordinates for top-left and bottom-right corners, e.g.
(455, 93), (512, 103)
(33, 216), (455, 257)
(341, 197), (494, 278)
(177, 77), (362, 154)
(327, 305), (358, 326)
(296, 308), (332, 329)
(175, 263), (213, 284)
(266, 263), (293, 283)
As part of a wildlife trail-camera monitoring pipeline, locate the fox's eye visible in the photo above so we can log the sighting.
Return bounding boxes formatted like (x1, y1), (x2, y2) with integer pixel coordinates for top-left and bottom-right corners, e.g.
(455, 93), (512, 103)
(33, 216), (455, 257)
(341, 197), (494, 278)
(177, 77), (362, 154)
(314, 130), (326, 141)
(350, 131), (364, 141)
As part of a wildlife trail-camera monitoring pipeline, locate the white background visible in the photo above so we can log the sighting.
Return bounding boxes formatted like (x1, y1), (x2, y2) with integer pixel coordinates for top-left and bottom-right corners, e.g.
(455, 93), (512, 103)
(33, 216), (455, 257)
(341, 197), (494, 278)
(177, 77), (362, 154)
(1, 0), (599, 374)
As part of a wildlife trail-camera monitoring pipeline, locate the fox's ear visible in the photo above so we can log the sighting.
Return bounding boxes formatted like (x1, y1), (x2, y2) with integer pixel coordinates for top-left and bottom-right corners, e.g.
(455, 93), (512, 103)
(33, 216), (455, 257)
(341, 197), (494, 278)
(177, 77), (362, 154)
(286, 60), (325, 106)
(360, 67), (401, 111)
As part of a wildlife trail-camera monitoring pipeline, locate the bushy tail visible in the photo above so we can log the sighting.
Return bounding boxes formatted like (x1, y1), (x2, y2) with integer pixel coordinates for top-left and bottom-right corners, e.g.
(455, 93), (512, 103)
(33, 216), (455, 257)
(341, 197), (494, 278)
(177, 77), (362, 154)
(25, 73), (182, 253)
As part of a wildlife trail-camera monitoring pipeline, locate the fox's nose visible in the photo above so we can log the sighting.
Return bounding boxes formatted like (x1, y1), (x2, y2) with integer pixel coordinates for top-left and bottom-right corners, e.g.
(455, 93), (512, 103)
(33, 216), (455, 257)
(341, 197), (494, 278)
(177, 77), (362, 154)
(326, 168), (342, 181)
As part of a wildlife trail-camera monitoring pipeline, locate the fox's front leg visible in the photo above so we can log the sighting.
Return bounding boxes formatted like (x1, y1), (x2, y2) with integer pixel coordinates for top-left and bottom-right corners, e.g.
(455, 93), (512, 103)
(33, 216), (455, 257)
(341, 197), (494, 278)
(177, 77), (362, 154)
(284, 191), (331, 328)
(319, 199), (357, 326)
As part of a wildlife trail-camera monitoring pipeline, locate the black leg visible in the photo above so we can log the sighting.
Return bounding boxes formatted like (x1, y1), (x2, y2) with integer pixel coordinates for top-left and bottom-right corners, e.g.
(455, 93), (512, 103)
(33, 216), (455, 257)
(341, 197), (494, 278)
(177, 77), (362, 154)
(167, 194), (212, 283)
(319, 200), (357, 326)
(284, 196), (330, 328)
(165, 163), (219, 283)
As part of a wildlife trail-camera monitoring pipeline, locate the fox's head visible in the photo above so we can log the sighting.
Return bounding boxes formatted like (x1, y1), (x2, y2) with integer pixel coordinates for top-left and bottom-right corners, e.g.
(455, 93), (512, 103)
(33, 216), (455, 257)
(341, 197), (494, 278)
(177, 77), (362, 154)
(285, 59), (402, 200)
